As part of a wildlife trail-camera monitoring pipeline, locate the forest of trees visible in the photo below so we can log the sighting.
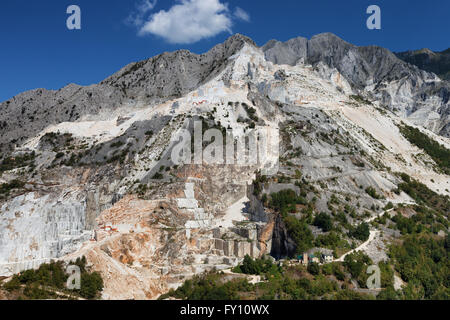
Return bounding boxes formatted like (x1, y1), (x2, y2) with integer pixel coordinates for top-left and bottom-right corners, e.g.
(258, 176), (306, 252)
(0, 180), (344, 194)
(389, 234), (449, 299)
(0, 257), (103, 300)
(349, 222), (370, 241)
(160, 255), (373, 300)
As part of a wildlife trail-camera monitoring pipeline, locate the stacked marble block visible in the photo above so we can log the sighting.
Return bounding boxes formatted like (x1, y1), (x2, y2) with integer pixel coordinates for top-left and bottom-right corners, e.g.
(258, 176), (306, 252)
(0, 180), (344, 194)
(177, 183), (213, 239)
(212, 226), (260, 259)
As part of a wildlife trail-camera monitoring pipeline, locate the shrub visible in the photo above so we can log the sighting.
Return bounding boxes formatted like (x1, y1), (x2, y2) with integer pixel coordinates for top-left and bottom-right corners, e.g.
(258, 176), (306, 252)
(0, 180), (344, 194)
(350, 95), (372, 105)
(0, 180), (25, 195)
(110, 141), (125, 148)
(283, 215), (314, 254)
(3, 275), (21, 292)
(389, 235), (448, 299)
(349, 222), (370, 241)
(55, 152), (65, 159)
(152, 172), (163, 180)
(313, 212), (333, 232)
(397, 174), (449, 215)
(269, 189), (304, 215)
(233, 255), (279, 276)
(365, 186), (381, 199)
(0, 152), (36, 173)
(80, 272), (103, 299)
(384, 202), (394, 210)
(1, 256), (103, 300)
(307, 262), (320, 276)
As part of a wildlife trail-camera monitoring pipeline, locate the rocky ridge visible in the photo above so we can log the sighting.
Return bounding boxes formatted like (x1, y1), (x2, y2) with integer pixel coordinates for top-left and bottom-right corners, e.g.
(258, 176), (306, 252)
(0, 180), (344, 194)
(0, 33), (449, 299)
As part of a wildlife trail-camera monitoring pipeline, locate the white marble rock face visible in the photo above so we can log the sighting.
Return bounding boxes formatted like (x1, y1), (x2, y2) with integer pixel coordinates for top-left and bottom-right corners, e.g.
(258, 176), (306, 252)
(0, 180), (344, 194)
(0, 192), (92, 276)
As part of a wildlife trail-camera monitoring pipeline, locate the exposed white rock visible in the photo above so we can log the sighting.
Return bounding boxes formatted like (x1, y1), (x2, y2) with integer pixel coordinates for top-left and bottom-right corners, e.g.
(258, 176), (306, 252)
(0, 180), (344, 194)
(0, 34), (448, 299)
(0, 192), (92, 276)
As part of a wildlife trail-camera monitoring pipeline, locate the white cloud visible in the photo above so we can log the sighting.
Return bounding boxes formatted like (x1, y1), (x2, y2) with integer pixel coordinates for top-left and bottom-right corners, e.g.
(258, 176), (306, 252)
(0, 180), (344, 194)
(234, 7), (250, 22)
(138, 0), (233, 44)
(126, 0), (158, 27)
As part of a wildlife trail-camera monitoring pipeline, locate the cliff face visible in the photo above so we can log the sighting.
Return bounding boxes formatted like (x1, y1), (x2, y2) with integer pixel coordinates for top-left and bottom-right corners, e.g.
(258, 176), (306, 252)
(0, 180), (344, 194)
(0, 33), (449, 299)
(396, 48), (450, 81)
(62, 165), (273, 299)
(270, 215), (297, 260)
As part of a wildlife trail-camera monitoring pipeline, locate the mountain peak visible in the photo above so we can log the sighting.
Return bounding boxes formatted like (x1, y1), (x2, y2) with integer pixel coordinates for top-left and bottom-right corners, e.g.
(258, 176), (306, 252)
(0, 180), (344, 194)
(224, 33), (257, 47)
(310, 32), (346, 42)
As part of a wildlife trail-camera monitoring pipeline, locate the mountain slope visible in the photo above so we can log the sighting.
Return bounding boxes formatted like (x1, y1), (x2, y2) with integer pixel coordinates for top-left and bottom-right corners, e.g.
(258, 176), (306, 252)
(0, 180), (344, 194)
(262, 33), (450, 137)
(396, 48), (450, 81)
(0, 34), (255, 153)
(0, 34), (449, 300)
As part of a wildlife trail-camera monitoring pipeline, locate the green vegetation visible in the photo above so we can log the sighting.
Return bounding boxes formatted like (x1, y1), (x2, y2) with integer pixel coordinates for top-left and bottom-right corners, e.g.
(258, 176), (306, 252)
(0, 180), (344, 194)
(106, 147), (130, 164)
(240, 174), (448, 300)
(39, 132), (74, 150)
(0, 179), (25, 196)
(389, 234), (449, 299)
(314, 232), (350, 253)
(161, 231), (450, 300)
(307, 262), (320, 275)
(349, 222), (370, 241)
(384, 202), (394, 210)
(161, 260), (373, 300)
(79, 271), (104, 299)
(55, 152), (65, 159)
(110, 140), (125, 148)
(266, 189), (316, 254)
(377, 261), (395, 290)
(343, 252), (372, 288)
(350, 95), (372, 105)
(158, 272), (251, 300)
(232, 255), (280, 276)
(242, 103), (259, 122)
(152, 172), (164, 180)
(365, 186), (382, 199)
(399, 124), (450, 174)
(391, 209), (447, 235)
(379, 176), (450, 299)
(313, 212), (333, 232)
(252, 172), (268, 196)
(267, 189), (352, 255)
(283, 215), (314, 254)
(268, 189), (307, 215)
(0, 257), (103, 300)
(396, 173), (450, 216)
(0, 152), (36, 173)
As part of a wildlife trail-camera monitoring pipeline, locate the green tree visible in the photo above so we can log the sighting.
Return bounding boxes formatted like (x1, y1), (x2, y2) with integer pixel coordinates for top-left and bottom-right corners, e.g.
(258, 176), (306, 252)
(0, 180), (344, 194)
(307, 262), (320, 276)
(350, 223), (370, 241)
(80, 272), (103, 299)
(283, 216), (314, 254)
(313, 212), (333, 232)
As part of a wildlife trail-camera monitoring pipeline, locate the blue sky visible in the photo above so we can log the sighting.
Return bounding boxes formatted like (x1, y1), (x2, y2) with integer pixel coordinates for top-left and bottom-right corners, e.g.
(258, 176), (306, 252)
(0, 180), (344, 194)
(0, 0), (449, 102)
